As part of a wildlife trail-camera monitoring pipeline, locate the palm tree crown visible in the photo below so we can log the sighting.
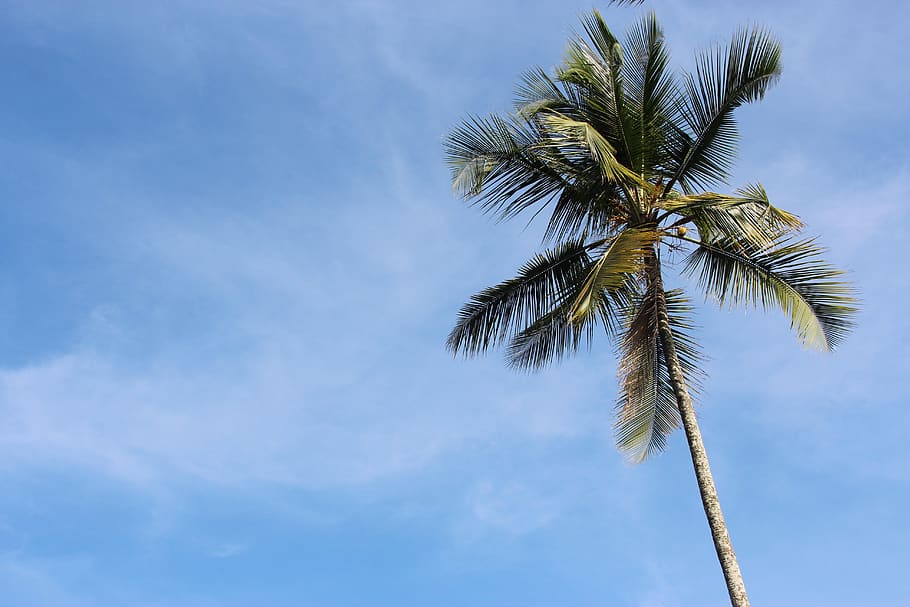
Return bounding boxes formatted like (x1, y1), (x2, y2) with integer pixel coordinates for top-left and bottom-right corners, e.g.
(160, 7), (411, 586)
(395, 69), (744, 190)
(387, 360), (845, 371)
(445, 10), (856, 463)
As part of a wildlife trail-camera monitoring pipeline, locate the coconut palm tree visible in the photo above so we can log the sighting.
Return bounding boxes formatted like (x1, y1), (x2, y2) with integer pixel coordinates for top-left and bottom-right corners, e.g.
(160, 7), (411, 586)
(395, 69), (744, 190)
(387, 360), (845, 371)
(444, 11), (856, 607)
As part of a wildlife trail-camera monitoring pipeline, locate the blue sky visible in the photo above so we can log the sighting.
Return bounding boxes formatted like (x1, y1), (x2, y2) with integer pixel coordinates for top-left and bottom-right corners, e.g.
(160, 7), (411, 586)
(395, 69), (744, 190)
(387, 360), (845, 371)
(0, 0), (908, 605)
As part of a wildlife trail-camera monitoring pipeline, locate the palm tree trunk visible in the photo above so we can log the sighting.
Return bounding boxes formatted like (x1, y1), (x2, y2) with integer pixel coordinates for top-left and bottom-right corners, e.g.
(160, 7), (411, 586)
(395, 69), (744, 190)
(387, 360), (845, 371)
(653, 272), (751, 607)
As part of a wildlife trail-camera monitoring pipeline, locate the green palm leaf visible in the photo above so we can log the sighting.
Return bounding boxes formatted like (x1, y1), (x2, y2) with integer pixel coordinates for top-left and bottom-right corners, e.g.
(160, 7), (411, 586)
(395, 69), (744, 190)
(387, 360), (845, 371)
(446, 113), (568, 221)
(448, 240), (598, 357)
(621, 11), (681, 177)
(507, 281), (633, 370)
(540, 178), (627, 243)
(514, 67), (583, 120)
(511, 68), (636, 241)
(684, 236), (857, 350)
(558, 11), (634, 168)
(535, 112), (642, 185)
(570, 227), (657, 321)
(669, 26), (782, 190)
(662, 183), (803, 245)
(505, 299), (594, 370)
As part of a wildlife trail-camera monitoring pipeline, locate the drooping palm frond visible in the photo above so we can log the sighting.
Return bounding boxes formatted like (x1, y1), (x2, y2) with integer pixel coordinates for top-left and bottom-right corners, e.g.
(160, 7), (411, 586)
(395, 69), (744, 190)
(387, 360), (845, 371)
(506, 270), (642, 371)
(683, 235), (857, 350)
(447, 239), (597, 357)
(661, 183), (803, 245)
(615, 285), (704, 463)
(570, 227), (658, 321)
(668, 26), (782, 190)
(506, 287), (629, 371)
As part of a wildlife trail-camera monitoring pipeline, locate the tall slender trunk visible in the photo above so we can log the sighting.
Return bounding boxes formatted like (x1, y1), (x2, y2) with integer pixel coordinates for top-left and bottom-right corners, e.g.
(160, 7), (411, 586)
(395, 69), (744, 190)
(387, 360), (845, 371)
(652, 270), (750, 607)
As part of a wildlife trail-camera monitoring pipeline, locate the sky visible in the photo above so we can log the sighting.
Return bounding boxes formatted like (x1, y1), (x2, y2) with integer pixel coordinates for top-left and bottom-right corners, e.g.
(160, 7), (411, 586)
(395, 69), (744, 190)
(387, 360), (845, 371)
(0, 0), (908, 605)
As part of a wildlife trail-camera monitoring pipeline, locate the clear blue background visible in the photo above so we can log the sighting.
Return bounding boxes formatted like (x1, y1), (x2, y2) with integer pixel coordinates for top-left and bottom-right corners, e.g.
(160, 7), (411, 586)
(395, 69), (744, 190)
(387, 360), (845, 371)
(0, 1), (907, 605)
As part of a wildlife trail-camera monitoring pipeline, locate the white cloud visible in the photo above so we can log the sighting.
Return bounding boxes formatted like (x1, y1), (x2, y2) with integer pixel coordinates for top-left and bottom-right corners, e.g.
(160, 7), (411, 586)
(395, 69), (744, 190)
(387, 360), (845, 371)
(466, 480), (559, 535)
(208, 542), (247, 559)
(0, 551), (89, 607)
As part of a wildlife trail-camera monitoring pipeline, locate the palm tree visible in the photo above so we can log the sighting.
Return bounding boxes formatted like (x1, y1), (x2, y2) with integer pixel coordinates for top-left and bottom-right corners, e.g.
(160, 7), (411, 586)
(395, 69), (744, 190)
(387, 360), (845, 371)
(444, 10), (856, 607)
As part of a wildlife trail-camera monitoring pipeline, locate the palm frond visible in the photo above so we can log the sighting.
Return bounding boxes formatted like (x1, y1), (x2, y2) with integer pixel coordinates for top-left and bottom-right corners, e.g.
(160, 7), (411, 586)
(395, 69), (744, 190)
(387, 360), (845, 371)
(615, 286), (704, 463)
(668, 26), (782, 190)
(684, 236), (858, 350)
(535, 112), (641, 185)
(507, 279), (634, 370)
(446, 113), (568, 221)
(570, 227), (657, 321)
(662, 183), (803, 245)
(505, 228), (655, 371)
(540, 178), (627, 243)
(621, 11), (682, 177)
(447, 239), (595, 357)
(557, 11), (634, 168)
(514, 68), (583, 119)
